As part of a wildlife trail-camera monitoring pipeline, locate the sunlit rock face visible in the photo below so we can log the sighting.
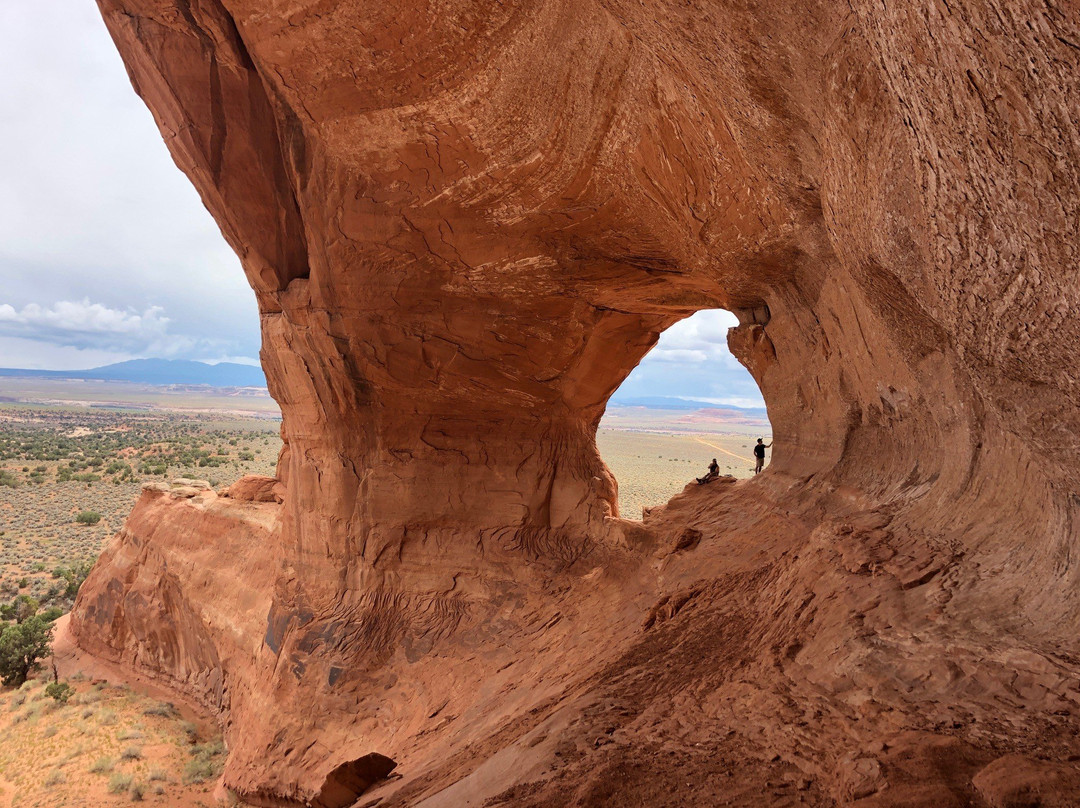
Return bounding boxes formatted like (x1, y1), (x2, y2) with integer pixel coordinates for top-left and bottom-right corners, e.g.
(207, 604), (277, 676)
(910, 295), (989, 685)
(69, 1), (1080, 804)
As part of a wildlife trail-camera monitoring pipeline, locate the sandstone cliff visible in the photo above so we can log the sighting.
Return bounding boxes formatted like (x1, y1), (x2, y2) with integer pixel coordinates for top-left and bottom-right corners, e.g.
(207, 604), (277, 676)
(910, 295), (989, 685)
(70, 1), (1080, 805)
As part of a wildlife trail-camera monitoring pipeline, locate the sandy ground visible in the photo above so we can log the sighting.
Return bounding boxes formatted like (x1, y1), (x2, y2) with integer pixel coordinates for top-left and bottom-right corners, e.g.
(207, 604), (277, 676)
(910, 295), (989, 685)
(0, 379), (279, 419)
(0, 618), (228, 807)
(597, 430), (771, 519)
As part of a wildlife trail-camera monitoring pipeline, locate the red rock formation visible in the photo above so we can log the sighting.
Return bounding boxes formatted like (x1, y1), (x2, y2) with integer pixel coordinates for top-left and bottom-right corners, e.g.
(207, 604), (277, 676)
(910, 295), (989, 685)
(69, 0), (1080, 804)
(223, 474), (282, 502)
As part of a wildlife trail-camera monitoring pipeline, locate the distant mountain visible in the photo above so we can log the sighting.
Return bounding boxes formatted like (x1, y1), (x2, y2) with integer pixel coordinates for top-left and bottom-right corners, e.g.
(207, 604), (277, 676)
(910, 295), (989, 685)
(0, 359), (267, 388)
(608, 395), (767, 415)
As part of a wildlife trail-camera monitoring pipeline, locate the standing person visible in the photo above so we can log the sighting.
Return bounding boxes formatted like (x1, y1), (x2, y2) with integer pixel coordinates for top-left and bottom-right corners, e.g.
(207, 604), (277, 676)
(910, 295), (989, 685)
(753, 438), (772, 474)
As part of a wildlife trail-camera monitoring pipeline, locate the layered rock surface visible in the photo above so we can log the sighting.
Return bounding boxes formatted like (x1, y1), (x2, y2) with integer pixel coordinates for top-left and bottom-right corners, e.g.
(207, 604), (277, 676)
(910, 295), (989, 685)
(69, 0), (1080, 804)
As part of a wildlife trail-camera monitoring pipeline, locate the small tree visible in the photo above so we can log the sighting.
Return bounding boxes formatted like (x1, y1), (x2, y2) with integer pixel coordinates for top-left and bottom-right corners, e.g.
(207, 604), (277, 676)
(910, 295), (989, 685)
(45, 681), (74, 704)
(76, 511), (102, 526)
(15, 595), (39, 623)
(0, 615), (54, 686)
(39, 606), (64, 623)
(56, 561), (94, 600)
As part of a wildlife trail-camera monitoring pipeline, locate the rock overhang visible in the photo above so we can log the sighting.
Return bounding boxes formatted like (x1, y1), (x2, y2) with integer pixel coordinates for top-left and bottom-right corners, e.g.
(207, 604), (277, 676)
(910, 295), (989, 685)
(71, 1), (1080, 804)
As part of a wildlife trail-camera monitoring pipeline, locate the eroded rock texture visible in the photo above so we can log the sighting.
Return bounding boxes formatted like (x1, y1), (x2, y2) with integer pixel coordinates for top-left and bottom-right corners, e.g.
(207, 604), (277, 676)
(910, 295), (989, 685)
(70, 1), (1080, 805)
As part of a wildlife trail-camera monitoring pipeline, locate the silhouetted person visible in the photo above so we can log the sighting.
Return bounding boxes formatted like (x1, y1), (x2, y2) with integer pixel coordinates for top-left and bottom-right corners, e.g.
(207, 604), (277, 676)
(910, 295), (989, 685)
(696, 458), (720, 484)
(754, 438), (772, 474)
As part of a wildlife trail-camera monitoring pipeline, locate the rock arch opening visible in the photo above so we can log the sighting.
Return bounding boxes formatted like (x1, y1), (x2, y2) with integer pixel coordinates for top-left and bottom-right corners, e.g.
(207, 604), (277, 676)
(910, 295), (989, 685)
(597, 309), (773, 519)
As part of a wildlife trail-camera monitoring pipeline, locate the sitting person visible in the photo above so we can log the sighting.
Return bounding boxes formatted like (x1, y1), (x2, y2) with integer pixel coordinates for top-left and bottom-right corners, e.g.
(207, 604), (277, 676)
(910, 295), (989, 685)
(696, 458), (721, 484)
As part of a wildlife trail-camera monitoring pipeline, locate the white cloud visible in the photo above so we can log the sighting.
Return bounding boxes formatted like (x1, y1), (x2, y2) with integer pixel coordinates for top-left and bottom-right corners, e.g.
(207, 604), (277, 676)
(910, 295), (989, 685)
(650, 348), (709, 363)
(616, 309), (766, 407)
(642, 309), (743, 367)
(0, 299), (244, 364)
(0, 300), (169, 340)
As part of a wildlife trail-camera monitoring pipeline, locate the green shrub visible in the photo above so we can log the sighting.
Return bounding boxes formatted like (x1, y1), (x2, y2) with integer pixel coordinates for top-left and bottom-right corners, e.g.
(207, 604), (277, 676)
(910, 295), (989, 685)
(15, 595), (39, 623)
(40, 606), (64, 623)
(43, 769), (66, 787)
(130, 781), (146, 801)
(89, 757), (114, 774)
(46, 681), (74, 704)
(0, 615), (53, 686)
(108, 772), (133, 793)
(53, 561), (94, 599)
(182, 740), (225, 784)
(75, 511), (102, 526)
(142, 701), (177, 718)
(121, 745), (142, 760)
(76, 688), (102, 705)
(178, 720), (198, 743)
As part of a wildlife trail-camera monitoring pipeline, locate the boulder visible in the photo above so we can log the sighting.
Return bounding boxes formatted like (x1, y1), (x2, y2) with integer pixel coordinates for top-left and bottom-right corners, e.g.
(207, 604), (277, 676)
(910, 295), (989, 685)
(222, 475), (279, 503)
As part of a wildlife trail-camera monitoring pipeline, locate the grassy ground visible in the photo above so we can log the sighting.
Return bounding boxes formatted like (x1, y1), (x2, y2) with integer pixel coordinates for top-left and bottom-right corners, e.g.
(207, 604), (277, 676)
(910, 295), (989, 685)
(0, 402), (277, 806)
(0, 673), (228, 807)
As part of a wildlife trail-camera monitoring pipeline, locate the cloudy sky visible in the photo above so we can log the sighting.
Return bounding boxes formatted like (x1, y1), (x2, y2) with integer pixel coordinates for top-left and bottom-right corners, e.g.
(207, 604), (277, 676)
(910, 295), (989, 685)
(611, 310), (764, 408)
(0, 4), (258, 369)
(0, 5), (763, 408)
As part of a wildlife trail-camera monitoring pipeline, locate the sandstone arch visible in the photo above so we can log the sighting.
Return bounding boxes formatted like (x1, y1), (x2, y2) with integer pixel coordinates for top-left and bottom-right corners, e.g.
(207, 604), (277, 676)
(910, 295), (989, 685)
(69, 1), (1080, 804)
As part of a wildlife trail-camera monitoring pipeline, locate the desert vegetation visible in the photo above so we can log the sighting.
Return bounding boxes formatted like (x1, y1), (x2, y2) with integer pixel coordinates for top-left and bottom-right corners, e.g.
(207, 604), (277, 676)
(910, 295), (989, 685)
(0, 404), (280, 626)
(0, 403), (275, 804)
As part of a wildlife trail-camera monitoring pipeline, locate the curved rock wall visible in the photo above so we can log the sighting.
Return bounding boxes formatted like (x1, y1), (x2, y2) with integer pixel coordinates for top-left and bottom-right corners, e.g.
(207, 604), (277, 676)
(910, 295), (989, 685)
(72, 0), (1080, 804)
